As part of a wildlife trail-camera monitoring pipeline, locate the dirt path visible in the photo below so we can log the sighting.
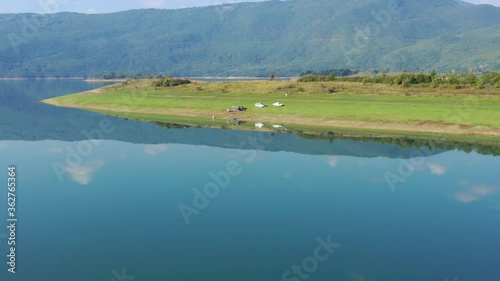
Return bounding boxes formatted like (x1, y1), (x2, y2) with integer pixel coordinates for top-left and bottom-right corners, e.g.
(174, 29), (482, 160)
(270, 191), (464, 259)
(52, 103), (500, 138)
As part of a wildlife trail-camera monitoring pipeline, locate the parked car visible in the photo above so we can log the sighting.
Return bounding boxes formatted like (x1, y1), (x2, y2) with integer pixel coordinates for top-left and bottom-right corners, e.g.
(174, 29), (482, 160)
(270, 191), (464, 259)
(273, 124), (284, 128)
(255, 103), (267, 108)
(255, 122), (265, 128)
(232, 105), (247, 111)
(273, 102), (284, 107)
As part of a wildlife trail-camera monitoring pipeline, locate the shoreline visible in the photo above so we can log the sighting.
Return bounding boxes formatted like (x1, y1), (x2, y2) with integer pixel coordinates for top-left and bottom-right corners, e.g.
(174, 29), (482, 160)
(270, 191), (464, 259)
(42, 79), (500, 144)
(75, 108), (500, 142)
(84, 79), (128, 83)
(41, 102), (500, 145)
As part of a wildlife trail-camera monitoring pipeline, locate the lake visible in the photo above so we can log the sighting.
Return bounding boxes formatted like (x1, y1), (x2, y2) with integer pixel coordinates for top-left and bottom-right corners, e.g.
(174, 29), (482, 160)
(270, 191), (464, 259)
(0, 80), (499, 281)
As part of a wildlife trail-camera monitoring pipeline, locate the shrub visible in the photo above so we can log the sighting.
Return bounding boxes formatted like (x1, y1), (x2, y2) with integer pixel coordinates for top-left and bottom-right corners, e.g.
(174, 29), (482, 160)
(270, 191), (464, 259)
(297, 71), (500, 89)
(152, 77), (191, 87)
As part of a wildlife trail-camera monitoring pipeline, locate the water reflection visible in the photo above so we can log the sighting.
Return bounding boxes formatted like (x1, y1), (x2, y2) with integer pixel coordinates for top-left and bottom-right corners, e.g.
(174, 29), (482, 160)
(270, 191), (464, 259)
(0, 79), (499, 281)
(0, 137), (499, 281)
(2, 80), (499, 158)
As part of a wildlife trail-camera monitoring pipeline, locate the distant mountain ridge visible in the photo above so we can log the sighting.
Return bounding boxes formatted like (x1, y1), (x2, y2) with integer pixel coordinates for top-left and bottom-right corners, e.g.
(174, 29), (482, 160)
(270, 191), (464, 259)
(0, 0), (499, 77)
(455, 0), (476, 7)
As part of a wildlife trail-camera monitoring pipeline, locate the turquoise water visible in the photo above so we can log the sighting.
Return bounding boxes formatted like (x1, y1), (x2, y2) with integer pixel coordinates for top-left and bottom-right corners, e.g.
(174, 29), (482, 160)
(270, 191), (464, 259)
(0, 80), (499, 281)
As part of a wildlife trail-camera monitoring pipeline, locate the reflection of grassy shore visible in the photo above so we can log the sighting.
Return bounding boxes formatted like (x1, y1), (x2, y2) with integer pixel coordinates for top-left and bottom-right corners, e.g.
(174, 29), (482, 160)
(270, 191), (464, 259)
(43, 79), (500, 142)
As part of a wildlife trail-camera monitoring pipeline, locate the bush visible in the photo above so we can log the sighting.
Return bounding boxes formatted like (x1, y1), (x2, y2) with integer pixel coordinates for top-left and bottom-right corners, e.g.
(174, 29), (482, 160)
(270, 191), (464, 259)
(298, 71), (500, 89)
(297, 75), (317, 82)
(153, 77), (191, 87)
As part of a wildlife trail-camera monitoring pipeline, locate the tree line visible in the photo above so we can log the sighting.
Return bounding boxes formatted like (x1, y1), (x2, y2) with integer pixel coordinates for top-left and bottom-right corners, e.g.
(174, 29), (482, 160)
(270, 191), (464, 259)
(299, 71), (500, 89)
(299, 69), (359, 77)
(295, 130), (500, 156)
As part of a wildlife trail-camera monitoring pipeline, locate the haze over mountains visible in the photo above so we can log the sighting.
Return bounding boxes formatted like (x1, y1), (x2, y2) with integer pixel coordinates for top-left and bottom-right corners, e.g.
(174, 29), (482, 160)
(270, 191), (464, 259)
(0, 0), (499, 77)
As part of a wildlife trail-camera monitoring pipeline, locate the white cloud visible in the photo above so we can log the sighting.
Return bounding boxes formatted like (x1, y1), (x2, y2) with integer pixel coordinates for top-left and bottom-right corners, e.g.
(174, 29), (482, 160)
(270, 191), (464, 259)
(452, 185), (500, 203)
(65, 161), (104, 185)
(144, 144), (168, 156)
(142, 0), (166, 8)
(427, 163), (447, 176)
(327, 156), (341, 168)
(452, 192), (479, 203)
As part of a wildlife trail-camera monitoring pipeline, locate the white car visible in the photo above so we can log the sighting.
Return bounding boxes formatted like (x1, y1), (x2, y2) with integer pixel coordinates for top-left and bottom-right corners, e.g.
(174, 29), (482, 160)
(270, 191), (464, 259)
(272, 124), (284, 128)
(255, 103), (267, 108)
(273, 102), (284, 107)
(255, 122), (265, 128)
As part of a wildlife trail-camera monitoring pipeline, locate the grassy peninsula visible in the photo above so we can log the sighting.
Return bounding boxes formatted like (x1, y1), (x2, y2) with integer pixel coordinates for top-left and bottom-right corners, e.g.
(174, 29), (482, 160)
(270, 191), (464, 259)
(43, 77), (500, 143)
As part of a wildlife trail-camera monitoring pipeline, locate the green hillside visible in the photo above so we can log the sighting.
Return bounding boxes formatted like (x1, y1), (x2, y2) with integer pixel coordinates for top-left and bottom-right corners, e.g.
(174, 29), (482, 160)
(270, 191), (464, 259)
(1, 0), (499, 77)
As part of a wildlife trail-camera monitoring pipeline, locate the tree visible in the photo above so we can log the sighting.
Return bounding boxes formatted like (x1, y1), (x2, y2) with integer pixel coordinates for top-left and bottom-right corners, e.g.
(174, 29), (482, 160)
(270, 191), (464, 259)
(328, 72), (336, 81)
(464, 72), (477, 86)
(430, 69), (437, 78)
(270, 73), (276, 80)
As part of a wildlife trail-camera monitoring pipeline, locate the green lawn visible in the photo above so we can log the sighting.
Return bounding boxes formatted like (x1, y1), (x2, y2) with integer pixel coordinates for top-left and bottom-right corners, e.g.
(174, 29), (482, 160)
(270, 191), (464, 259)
(43, 79), (500, 142)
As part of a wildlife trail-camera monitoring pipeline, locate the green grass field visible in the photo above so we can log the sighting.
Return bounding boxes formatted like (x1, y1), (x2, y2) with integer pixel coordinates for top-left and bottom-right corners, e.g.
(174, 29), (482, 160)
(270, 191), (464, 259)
(43, 79), (500, 143)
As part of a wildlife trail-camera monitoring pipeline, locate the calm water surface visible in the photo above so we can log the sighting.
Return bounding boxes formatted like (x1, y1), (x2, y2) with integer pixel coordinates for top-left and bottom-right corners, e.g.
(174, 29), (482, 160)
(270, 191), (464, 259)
(0, 80), (499, 281)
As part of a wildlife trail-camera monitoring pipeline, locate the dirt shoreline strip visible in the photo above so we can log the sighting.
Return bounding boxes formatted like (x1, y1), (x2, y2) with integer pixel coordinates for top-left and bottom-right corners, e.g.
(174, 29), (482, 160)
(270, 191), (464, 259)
(44, 101), (500, 139)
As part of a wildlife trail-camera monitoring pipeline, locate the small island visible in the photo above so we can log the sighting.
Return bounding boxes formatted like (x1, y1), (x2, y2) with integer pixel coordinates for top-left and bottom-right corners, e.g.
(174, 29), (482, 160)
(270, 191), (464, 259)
(43, 73), (500, 143)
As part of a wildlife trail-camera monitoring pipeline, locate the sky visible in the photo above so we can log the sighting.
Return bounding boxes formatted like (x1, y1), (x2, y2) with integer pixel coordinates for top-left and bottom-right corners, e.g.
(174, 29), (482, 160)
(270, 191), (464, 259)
(0, 0), (498, 14)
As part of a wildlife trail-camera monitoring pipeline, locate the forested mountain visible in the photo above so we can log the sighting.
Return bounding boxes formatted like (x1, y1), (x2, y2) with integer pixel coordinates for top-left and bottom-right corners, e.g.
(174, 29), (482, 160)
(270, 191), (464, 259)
(0, 0), (499, 77)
